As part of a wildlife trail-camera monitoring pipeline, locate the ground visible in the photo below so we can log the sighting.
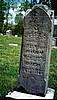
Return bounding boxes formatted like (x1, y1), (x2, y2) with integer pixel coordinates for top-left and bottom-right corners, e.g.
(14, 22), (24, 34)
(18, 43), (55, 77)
(0, 35), (57, 99)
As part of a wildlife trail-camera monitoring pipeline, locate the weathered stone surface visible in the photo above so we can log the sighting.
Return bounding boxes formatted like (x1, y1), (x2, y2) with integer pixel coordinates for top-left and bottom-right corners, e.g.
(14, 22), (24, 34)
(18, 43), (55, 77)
(16, 5), (54, 96)
(6, 30), (12, 36)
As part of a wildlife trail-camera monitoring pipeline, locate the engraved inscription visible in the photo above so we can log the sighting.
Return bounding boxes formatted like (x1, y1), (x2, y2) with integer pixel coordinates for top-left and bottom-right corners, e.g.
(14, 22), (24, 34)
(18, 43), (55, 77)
(18, 5), (52, 95)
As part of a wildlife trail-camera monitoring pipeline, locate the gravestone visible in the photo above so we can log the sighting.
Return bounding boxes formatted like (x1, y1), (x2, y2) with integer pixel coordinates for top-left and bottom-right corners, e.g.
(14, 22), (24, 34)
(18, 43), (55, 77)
(6, 30), (12, 36)
(16, 5), (54, 96)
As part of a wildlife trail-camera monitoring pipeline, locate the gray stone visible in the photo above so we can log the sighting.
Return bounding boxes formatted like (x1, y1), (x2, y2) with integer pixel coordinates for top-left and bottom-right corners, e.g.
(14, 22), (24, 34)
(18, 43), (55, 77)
(16, 5), (54, 96)
(6, 30), (12, 36)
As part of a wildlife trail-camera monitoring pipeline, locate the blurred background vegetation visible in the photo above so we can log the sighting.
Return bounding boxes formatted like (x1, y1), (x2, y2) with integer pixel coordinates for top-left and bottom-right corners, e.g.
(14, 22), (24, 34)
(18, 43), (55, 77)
(0, 0), (57, 36)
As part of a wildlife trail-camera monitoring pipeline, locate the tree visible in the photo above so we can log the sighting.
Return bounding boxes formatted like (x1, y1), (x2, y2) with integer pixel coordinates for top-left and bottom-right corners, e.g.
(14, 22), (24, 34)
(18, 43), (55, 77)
(33, 0), (37, 5)
(19, 0), (30, 12)
(15, 13), (24, 36)
(0, 0), (7, 33)
(5, 1), (10, 30)
(5, 0), (15, 30)
(29, 0), (33, 8)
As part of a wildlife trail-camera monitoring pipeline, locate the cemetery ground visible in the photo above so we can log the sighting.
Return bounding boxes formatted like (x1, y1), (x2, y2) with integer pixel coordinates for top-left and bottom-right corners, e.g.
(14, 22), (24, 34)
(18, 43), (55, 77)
(0, 35), (57, 99)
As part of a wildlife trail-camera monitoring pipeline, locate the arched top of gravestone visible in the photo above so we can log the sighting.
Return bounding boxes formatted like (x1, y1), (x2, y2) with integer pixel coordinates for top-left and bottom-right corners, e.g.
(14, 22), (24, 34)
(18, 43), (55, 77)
(24, 4), (51, 34)
(33, 4), (49, 12)
(25, 4), (51, 23)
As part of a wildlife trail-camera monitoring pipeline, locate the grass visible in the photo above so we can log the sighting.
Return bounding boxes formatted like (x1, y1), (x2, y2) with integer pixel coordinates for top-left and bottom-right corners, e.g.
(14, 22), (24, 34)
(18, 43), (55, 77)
(0, 35), (57, 99)
(48, 49), (57, 99)
(0, 35), (22, 96)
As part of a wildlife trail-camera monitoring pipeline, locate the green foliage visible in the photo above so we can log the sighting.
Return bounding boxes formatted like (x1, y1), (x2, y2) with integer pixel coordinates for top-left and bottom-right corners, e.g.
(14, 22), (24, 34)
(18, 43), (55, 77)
(20, 0), (30, 12)
(0, 0), (7, 33)
(5, 1), (15, 30)
(15, 13), (24, 36)
(29, 0), (33, 8)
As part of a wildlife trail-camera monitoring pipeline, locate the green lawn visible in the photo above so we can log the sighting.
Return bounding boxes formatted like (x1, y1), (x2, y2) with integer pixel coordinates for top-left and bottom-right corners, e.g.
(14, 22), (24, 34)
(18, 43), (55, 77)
(0, 35), (57, 99)
(48, 48), (57, 99)
(0, 35), (22, 96)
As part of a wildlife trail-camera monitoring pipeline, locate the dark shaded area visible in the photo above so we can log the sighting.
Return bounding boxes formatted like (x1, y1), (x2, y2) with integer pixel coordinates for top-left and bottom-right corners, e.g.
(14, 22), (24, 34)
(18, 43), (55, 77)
(53, 25), (57, 37)
(51, 0), (57, 10)
(51, 0), (57, 16)
(0, 97), (15, 100)
(56, 40), (57, 46)
(14, 86), (45, 97)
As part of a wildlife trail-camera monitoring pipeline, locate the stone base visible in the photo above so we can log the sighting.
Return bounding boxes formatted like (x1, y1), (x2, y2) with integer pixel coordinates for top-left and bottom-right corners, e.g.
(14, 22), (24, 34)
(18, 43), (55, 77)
(6, 88), (55, 99)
